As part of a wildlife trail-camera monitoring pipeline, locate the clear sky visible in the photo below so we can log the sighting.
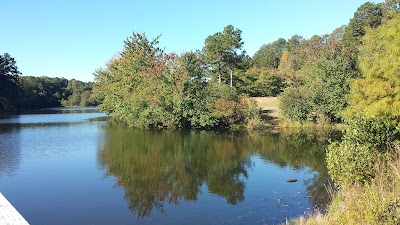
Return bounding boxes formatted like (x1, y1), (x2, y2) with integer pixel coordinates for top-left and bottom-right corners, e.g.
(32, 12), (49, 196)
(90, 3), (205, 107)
(2, 0), (383, 82)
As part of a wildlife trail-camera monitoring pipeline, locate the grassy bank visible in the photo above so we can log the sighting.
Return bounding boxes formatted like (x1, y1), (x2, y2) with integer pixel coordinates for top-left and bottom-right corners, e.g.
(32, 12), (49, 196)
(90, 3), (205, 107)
(286, 145), (400, 225)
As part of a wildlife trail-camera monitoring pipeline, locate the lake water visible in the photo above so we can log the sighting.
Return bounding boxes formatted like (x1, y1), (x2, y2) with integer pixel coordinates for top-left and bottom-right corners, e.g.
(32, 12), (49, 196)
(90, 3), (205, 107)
(0, 108), (337, 225)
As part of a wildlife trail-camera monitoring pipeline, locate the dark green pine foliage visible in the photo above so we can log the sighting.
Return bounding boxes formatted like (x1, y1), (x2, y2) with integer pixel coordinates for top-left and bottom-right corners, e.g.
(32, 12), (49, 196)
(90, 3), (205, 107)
(0, 53), (21, 111)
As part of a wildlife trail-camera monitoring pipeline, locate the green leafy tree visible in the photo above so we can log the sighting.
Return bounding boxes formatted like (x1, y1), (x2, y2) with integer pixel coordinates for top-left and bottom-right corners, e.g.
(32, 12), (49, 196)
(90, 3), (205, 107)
(327, 13), (400, 189)
(277, 35), (326, 86)
(61, 79), (98, 106)
(304, 37), (359, 122)
(276, 35), (305, 81)
(382, 0), (400, 20)
(95, 33), (189, 128)
(279, 87), (312, 122)
(286, 35), (304, 53)
(0, 53), (21, 111)
(235, 67), (283, 97)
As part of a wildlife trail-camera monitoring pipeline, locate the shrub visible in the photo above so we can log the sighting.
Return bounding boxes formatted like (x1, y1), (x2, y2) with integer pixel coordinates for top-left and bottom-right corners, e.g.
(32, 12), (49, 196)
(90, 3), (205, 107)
(326, 115), (399, 188)
(279, 87), (312, 122)
(326, 140), (374, 187)
(345, 115), (400, 151)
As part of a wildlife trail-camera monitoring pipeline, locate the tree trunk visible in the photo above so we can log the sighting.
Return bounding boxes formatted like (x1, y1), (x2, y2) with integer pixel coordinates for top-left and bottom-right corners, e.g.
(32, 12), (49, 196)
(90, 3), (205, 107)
(230, 69), (232, 88)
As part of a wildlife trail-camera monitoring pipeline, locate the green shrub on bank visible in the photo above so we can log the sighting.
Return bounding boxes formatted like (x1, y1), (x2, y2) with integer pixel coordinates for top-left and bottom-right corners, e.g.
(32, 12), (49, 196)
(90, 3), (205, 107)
(326, 115), (399, 188)
(279, 87), (311, 122)
(326, 140), (374, 187)
(345, 116), (400, 150)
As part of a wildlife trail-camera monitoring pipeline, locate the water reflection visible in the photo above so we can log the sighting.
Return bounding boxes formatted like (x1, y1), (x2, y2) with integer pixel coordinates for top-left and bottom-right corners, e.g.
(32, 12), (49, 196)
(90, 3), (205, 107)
(98, 125), (339, 217)
(0, 124), (21, 176)
(248, 131), (338, 208)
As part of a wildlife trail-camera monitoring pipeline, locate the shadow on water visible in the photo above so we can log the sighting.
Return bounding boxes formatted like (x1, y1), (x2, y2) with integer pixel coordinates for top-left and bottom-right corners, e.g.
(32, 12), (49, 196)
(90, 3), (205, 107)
(98, 123), (340, 217)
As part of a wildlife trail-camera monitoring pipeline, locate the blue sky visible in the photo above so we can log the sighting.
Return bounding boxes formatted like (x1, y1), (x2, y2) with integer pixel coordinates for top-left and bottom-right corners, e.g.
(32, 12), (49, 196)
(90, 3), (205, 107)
(2, 0), (383, 82)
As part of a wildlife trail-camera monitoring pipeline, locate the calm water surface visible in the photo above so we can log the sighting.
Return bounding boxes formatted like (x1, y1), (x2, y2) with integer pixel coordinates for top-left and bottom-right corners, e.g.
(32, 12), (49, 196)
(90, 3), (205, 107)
(0, 108), (337, 225)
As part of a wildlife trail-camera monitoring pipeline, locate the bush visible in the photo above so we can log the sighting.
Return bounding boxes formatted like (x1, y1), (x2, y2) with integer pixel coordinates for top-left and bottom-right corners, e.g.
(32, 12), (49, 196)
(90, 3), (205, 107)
(326, 140), (374, 187)
(236, 94), (262, 130)
(326, 115), (399, 188)
(345, 115), (400, 151)
(279, 87), (312, 122)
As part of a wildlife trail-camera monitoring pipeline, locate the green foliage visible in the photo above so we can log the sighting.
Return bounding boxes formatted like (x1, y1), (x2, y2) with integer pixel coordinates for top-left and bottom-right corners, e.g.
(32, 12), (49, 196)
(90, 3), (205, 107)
(252, 38), (287, 69)
(18, 76), (99, 109)
(0, 53), (99, 111)
(326, 6), (400, 189)
(383, 0), (400, 19)
(304, 42), (359, 122)
(0, 53), (20, 111)
(235, 67), (283, 97)
(96, 32), (260, 129)
(327, 140), (375, 188)
(279, 32), (359, 123)
(61, 79), (100, 106)
(347, 14), (400, 120)
(326, 115), (399, 188)
(279, 87), (311, 122)
(96, 33), (191, 128)
(19, 76), (69, 109)
(343, 2), (383, 47)
(275, 35), (307, 86)
(345, 115), (400, 150)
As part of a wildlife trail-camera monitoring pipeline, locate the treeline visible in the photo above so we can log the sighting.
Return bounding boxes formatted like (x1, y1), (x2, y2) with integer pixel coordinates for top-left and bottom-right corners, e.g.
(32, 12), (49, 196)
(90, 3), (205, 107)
(19, 76), (101, 109)
(259, 1), (398, 125)
(0, 57), (101, 112)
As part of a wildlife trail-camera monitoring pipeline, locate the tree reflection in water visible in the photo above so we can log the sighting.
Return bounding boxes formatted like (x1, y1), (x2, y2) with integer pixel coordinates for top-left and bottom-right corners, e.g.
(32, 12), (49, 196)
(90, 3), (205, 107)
(98, 124), (339, 217)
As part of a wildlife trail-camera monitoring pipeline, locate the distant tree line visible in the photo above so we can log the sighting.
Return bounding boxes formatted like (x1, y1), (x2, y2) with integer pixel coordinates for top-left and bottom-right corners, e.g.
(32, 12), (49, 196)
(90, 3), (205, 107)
(0, 56), (101, 112)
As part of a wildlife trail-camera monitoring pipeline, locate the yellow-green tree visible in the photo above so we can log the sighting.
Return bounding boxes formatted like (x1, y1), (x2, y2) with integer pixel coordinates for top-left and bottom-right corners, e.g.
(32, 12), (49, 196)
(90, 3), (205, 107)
(347, 14), (400, 119)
